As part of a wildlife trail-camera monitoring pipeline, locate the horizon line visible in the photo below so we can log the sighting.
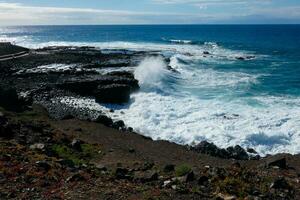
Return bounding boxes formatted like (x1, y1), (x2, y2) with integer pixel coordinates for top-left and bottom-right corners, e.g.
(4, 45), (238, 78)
(1, 23), (300, 27)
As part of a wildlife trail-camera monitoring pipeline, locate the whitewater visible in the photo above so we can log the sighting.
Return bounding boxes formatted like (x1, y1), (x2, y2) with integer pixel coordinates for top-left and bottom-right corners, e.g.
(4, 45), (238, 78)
(1, 25), (300, 155)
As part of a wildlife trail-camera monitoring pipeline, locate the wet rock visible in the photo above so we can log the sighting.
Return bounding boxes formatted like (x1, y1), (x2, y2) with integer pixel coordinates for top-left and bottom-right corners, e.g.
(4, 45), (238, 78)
(164, 164), (175, 173)
(193, 141), (229, 159)
(203, 51), (210, 55)
(267, 157), (287, 169)
(94, 84), (131, 104)
(95, 115), (113, 127)
(71, 139), (83, 152)
(112, 120), (125, 130)
(247, 148), (257, 154)
(236, 56), (245, 60)
(226, 145), (249, 160)
(134, 170), (158, 183)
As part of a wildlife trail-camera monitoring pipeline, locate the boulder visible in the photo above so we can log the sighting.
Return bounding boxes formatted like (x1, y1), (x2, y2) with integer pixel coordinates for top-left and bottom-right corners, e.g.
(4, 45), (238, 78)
(267, 157), (287, 169)
(193, 141), (229, 159)
(115, 168), (130, 180)
(134, 170), (158, 183)
(226, 145), (249, 160)
(0, 113), (14, 138)
(71, 139), (83, 152)
(112, 120), (126, 130)
(164, 164), (175, 173)
(0, 87), (32, 112)
(95, 115), (113, 127)
(198, 175), (209, 186)
(194, 142), (250, 160)
(270, 177), (291, 190)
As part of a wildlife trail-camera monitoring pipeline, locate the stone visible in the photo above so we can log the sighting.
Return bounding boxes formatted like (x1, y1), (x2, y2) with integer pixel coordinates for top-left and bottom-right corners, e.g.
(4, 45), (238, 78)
(0, 87), (32, 112)
(134, 170), (158, 183)
(227, 145), (249, 160)
(29, 143), (45, 150)
(267, 157), (287, 169)
(66, 173), (86, 182)
(203, 51), (210, 55)
(184, 171), (194, 182)
(247, 148), (257, 154)
(142, 161), (154, 171)
(115, 168), (129, 179)
(193, 141), (229, 159)
(270, 178), (291, 190)
(129, 148), (135, 153)
(95, 164), (107, 171)
(164, 164), (175, 173)
(198, 175), (209, 186)
(95, 115), (113, 127)
(163, 180), (172, 188)
(112, 120), (125, 130)
(94, 84), (131, 104)
(71, 139), (83, 152)
(36, 161), (51, 171)
(0, 113), (13, 138)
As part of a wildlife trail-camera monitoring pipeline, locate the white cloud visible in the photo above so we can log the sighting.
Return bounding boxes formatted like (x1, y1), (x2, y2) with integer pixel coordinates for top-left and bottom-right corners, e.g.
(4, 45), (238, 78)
(0, 1), (298, 25)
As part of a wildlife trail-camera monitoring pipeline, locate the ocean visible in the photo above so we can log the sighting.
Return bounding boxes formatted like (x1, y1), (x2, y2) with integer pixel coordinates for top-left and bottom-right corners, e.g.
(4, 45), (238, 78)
(1, 25), (300, 155)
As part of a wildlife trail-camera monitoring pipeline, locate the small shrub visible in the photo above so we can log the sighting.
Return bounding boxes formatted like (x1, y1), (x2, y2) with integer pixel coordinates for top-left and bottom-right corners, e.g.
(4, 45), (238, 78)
(175, 164), (191, 177)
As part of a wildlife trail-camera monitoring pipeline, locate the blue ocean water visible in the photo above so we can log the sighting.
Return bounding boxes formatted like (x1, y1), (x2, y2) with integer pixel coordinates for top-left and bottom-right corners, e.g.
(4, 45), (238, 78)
(1, 25), (300, 154)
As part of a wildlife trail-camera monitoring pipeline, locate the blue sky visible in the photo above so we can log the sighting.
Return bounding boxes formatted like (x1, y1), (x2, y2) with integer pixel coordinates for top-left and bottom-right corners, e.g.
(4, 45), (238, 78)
(0, 0), (299, 25)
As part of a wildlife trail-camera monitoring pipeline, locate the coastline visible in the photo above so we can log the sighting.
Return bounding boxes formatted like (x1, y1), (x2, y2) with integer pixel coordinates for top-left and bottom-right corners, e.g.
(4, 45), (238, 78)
(0, 43), (300, 199)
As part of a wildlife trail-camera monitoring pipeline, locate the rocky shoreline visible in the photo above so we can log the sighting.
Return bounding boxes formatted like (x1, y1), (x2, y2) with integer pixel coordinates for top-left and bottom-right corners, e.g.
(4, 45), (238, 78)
(1, 43), (300, 199)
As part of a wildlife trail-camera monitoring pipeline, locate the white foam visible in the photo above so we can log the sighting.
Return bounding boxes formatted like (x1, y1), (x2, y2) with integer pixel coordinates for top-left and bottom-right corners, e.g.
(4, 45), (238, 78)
(134, 57), (168, 88)
(15, 64), (79, 74)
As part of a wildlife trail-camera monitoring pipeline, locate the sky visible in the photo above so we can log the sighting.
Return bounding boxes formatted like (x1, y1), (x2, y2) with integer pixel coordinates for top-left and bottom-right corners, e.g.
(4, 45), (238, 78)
(0, 0), (299, 25)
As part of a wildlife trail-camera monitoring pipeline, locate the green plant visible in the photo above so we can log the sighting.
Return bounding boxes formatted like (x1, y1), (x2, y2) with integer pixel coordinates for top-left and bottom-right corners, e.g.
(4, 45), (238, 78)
(175, 164), (191, 177)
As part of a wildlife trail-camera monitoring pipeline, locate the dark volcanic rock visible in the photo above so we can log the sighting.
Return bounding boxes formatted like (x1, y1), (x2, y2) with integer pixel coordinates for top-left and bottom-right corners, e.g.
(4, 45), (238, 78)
(112, 120), (125, 130)
(267, 157), (287, 169)
(193, 141), (251, 160)
(134, 170), (158, 183)
(164, 164), (175, 173)
(270, 177), (291, 190)
(115, 168), (130, 180)
(0, 112), (13, 138)
(58, 75), (139, 104)
(94, 84), (131, 104)
(226, 145), (249, 160)
(95, 115), (114, 127)
(71, 139), (83, 152)
(0, 87), (32, 112)
(193, 141), (229, 159)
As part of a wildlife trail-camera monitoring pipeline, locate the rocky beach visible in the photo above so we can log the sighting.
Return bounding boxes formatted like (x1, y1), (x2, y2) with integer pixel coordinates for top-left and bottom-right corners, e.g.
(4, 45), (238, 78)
(1, 42), (300, 199)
